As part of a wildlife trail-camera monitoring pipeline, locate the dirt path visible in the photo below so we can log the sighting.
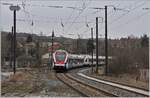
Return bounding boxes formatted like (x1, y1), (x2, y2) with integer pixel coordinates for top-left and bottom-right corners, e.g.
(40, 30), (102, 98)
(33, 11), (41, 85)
(1, 68), (82, 97)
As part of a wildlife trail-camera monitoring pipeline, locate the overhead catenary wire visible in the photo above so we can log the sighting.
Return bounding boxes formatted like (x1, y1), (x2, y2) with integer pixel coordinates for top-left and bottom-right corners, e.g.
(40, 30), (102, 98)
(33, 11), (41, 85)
(97, 1), (148, 34)
(98, 1), (142, 29)
(1, 0), (149, 2)
(106, 1), (139, 20)
(20, 0), (35, 34)
(110, 10), (150, 31)
(8, 0), (94, 36)
(107, 2), (148, 33)
(1, 0), (149, 38)
(66, 0), (92, 33)
(73, 1), (129, 36)
(76, 1), (143, 38)
(65, 1), (80, 25)
(109, 1), (147, 25)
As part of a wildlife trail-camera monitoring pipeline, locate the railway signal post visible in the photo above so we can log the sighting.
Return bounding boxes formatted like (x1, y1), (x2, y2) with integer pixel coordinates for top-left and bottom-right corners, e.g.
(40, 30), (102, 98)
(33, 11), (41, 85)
(9, 5), (20, 74)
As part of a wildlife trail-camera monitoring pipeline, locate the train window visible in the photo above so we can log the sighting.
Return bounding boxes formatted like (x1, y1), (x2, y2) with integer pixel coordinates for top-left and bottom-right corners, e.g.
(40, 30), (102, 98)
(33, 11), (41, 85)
(85, 59), (87, 62)
(55, 52), (66, 61)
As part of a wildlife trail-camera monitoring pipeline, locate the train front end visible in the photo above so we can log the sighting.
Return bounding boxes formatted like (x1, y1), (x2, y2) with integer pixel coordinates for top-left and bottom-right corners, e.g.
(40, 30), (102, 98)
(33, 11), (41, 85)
(53, 50), (68, 70)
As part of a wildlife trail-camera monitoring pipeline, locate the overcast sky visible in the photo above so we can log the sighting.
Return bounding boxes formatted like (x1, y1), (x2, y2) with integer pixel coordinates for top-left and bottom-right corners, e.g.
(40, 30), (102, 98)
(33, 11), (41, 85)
(0, 0), (150, 39)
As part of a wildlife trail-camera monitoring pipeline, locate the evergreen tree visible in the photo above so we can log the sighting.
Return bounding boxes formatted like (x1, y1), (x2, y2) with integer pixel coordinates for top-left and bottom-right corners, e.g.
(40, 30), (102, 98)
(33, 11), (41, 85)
(36, 41), (41, 66)
(7, 33), (13, 41)
(87, 39), (95, 54)
(141, 34), (149, 48)
(26, 35), (33, 43)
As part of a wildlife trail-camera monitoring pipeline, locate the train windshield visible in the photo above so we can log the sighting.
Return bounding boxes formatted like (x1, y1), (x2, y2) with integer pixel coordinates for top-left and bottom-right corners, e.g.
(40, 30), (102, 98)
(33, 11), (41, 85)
(55, 52), (66, 61)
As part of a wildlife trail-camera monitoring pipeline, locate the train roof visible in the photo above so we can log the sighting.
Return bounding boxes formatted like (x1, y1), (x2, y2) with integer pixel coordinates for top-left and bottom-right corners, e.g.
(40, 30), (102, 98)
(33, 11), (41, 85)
(54, 49), (68, 53)
(68, 54), (87, 59)
(68, 54), (112, 59)
(85, 55), (113, 59)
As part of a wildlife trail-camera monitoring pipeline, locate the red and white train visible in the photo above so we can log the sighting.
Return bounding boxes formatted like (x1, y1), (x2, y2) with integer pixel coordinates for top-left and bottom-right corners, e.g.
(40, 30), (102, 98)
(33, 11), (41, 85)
(52, 49), (112, 71)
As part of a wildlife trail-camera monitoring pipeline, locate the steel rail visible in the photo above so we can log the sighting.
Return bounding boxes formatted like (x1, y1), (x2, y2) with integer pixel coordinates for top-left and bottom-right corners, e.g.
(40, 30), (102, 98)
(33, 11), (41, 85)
(77, 72), (149, 97)
(56, 73), (118, 97)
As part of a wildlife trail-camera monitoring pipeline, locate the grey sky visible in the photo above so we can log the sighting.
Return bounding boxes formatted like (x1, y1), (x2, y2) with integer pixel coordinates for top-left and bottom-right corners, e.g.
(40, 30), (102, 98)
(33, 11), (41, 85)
(0, 0), (150, 39)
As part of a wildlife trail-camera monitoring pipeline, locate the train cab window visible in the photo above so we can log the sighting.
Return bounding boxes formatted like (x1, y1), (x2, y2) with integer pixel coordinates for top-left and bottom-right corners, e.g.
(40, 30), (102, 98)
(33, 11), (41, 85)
(55, 52), (66, 61)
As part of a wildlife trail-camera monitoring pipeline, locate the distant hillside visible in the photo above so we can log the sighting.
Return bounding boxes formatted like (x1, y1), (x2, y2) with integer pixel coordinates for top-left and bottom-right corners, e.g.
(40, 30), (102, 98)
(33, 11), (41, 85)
(1, 31), (75, 42)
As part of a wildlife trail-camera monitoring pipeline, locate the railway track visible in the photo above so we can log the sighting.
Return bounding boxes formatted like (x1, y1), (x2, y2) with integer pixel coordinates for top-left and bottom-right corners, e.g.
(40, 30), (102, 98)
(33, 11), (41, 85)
(56, 73), (118, 97)
(77, 69), (149, 97)
(56, 67), (149, 97)
(78, 68), (149, 91)
(90, 75), (149, 91)
(22, 67), (148, 97)
(76, 73), (149, 97)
